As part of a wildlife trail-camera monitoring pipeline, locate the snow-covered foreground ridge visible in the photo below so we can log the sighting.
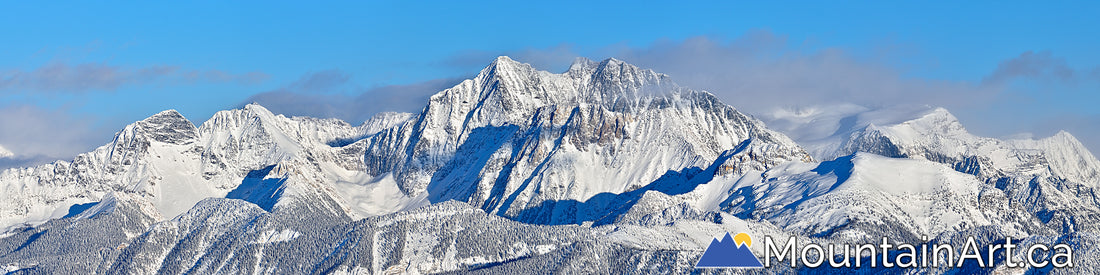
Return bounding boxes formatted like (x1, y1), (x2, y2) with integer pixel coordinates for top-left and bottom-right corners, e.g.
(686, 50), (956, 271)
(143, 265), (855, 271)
(2, 56), (1100, 274)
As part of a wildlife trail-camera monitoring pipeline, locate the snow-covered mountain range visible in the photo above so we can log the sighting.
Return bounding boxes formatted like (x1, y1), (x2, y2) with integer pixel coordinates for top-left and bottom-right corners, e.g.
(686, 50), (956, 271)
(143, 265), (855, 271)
(2, 57), (1099, 274)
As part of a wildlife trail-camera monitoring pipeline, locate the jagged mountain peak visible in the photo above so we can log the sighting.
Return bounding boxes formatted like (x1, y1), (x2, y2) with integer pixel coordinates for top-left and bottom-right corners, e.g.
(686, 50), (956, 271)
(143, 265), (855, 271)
(115, 109), (199, 145)
(242, 102), (273, 112)
(239, 102), (283, 122)
(444, 56), (688, 120)
(8, 56), (1100, 273)
(201, 103), (283, 132)
(588, 57), (672, 92)
(364, 56), (811, 221)
(1014, 130), (1091, 151)
(475, 56), (539, 82)
(567, 56), (599, 73)
(144, 109), (187, 122)
(416, 56), (786, 146)
(767, 103), (1100, 189)
(592, 57), (656, 75)
(1047, 130), (1080, 142)
(477, 56), (672, 94)
(490, 55), (520, 65)
(855, 105), (964, 133)
(1009, 129), (1100, 186)
(216, 102), (277, 118)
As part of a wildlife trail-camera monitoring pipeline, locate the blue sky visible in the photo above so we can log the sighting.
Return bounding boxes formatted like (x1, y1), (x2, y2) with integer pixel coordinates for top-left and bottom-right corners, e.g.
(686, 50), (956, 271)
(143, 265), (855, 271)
(1, 1), (1099, 163)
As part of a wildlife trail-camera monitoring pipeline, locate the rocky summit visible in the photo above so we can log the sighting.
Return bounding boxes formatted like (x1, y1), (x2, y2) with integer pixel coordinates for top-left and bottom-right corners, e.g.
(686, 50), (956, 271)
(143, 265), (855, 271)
(2, 57), (1099, 274)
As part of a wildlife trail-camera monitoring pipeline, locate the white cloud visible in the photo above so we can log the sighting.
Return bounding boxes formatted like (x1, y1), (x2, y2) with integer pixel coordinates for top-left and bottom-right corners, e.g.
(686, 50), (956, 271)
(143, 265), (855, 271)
(243, 70), (464, 123)
(0, 104), (115, 169)
(983, 51), (1087, 85)
(0, 62), (268, 93)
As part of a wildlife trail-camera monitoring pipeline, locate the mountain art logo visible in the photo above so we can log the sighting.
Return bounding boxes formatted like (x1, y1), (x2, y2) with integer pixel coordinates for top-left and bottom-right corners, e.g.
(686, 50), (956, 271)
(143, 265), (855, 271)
(695, 232), (764, 268)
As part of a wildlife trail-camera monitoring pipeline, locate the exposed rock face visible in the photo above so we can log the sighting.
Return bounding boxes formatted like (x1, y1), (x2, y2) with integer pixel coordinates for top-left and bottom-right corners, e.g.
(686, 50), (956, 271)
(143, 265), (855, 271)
(2, 57), (1100, 274)
(359, 56), (809, 224)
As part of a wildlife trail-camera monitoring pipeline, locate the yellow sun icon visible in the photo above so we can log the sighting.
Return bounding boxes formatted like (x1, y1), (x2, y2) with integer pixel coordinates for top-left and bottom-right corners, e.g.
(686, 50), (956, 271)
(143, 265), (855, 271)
(734, 233), (752, 247)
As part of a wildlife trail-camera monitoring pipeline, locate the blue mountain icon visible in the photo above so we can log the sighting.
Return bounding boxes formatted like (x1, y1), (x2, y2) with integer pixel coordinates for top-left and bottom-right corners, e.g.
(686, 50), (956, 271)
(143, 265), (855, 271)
(695, 233), (765, 268)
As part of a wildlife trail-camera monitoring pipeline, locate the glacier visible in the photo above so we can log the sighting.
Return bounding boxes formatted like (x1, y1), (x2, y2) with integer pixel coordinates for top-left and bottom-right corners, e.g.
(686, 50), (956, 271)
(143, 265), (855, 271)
(1, 56), (1099, 274)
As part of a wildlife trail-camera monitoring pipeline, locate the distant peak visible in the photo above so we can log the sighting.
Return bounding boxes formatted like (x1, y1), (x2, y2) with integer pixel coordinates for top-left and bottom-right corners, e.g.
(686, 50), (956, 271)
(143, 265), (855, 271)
(593, 57), (665, 77)
(244, 102), (269, 111)
(601, 57), (624, 65)
(244, 103), (282, 118)
(927, 107), (955, 118)
(596, 57), (626, 69)
(121, 109), (198, 144)
(1039, 131), (1090, 152)
(571, 57), (594, 65)
(460, 55), (677, 105)
(145, 109), (186, 121)
(489, 56), (523, 67)
(567, 57), (598, 73)
(901, 106), (960, 125)
(587, 57), (671, 88)
(137, 109), (194, 130)
(477, 56), (535, 78)
(1048, 130), (1080, 142)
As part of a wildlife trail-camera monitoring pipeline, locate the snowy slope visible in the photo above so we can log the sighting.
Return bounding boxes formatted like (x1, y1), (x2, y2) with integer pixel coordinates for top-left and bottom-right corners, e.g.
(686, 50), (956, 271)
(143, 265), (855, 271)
(1008, 130), (1100, 186)
(764, 104), (1100, 234)
(359, 56), (810, 224)
(761, 104), (934, 160)
(0, 106), (415, 234)
(0, 56), (810, 233)
(0, 189), (816, 274)
(722, 153), (1049, 242)
(5, 57), (1100, 274)
(765, 104), (1100, 186)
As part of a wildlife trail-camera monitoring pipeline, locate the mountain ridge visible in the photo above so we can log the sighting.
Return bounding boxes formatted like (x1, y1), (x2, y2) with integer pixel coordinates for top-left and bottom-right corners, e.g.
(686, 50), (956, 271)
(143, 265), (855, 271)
(2, 56), (1100, 273)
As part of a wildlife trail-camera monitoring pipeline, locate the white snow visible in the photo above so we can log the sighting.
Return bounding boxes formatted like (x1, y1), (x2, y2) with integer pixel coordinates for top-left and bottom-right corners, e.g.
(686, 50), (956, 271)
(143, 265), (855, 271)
(1008, 131), (1100, 186)
(731, 153), (1019, 238)
(2, 56), (1099, 274)
(760, 104), (940, 160)
(0, 103), (405, 234)
(326, 168), (429, 218)
(3, 263), (29, 273)
(534, 244), (557, 254)
(763, 104), (1100, 188)
(385, 56), (807, 219)
(145, 142), (225, 218)
(252, 229), (301, 244)
(0, 144), (13, 158)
